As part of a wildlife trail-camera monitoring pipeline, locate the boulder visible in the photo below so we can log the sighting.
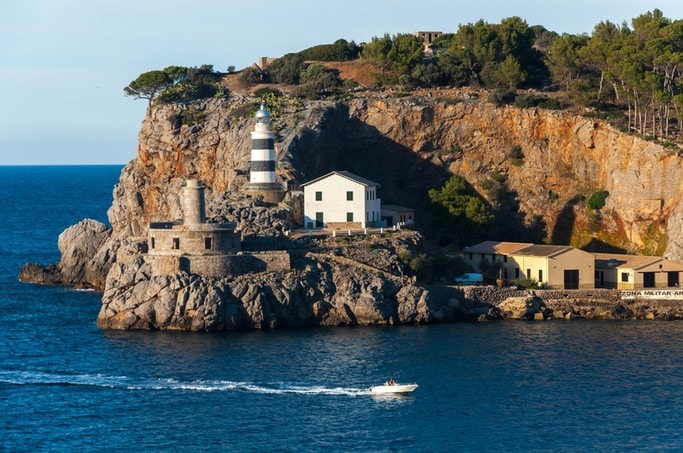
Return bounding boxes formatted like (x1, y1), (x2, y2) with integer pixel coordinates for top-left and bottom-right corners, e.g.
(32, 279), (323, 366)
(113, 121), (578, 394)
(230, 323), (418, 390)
(20, 218), (112, 289)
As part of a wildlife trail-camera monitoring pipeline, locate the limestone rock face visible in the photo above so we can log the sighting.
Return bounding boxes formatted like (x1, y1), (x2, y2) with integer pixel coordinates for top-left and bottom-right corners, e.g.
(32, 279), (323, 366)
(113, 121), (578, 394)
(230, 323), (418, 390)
(96, 247), (465, 331)
(20, 218), (112, 289)
(19, 89), (683, 330)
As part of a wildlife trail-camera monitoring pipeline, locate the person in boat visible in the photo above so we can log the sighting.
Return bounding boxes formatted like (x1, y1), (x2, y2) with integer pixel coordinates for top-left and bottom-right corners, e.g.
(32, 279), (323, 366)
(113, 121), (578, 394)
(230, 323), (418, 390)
(388, 378), (395, 386)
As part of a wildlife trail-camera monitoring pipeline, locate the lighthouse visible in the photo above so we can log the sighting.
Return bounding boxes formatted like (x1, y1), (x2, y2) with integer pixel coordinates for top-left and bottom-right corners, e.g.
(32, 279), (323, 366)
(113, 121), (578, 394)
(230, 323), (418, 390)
(250, 103), (277, 186)
(244, 103), (285, 203)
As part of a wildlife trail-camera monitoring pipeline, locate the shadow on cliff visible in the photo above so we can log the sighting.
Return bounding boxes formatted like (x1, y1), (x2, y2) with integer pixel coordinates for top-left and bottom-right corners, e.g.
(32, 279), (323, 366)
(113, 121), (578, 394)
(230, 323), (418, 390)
(493, 189), (546, 244)
(582, 238), (627, 254)
(288, 103), (544, 247)
(550, 198), (578, 245)
(289, 104), (444, 213)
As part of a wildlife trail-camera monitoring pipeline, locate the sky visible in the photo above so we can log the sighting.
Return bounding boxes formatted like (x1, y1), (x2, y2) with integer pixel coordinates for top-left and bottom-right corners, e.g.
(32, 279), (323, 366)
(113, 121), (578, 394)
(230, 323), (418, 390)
(2, 1), (683, 165)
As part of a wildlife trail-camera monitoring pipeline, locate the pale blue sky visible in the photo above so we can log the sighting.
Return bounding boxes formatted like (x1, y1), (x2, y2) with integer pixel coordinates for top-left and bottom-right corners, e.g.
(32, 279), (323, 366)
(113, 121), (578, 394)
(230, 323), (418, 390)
(2, 0), (682, 165)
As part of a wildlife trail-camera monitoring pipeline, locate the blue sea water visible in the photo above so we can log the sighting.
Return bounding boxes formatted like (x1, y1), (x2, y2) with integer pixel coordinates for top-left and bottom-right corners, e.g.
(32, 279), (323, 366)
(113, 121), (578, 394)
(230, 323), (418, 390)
(1, 166), (683, 452)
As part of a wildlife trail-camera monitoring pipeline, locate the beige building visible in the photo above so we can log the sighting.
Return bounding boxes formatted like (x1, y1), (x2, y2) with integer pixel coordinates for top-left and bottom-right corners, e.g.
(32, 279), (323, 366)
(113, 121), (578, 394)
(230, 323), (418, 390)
(462, 241), (595, 289)
(594, 253), (683, 289)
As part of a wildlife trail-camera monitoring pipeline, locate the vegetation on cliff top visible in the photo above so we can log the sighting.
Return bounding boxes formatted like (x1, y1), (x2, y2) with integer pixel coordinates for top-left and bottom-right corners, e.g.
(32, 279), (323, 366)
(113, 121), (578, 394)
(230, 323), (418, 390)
(125, 9), (683, 143)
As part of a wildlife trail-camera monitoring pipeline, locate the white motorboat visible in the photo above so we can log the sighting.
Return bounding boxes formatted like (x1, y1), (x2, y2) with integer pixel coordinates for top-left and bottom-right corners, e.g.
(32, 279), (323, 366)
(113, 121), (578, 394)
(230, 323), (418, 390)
(369, 382), (418, 394)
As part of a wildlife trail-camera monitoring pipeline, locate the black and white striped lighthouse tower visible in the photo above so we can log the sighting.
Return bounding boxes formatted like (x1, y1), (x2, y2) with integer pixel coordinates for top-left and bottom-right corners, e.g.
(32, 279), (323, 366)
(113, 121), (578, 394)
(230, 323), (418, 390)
(250, 103), (277, 186)
(244, 103), (285, 203)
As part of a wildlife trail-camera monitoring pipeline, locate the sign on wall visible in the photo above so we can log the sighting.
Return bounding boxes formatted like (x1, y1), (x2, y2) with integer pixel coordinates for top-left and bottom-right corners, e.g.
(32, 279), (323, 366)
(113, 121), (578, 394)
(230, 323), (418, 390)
(621, 289), (683, 300)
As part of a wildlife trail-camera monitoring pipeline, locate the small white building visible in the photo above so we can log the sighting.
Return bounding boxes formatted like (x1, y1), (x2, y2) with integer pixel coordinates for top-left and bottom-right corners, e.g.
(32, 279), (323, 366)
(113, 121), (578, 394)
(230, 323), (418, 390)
(381, 204), (415, 227)
(301, 171), (381, 229)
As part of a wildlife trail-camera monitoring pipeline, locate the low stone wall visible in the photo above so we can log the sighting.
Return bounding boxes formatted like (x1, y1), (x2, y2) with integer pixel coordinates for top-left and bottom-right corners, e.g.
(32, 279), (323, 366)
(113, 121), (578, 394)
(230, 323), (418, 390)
(233, 251), (291, 274)
(449, 286), (683, 321)
(146, 250), (291, 277)
(327, 222), (362, 230)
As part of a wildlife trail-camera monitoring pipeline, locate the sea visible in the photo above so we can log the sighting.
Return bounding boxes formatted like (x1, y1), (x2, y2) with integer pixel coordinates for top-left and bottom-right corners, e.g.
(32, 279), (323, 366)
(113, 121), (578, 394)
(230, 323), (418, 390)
(1, 165), (683, 452)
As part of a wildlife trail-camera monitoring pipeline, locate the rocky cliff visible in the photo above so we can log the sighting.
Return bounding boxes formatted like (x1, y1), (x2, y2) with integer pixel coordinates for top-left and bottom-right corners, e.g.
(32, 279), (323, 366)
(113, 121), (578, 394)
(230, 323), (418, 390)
(20, 88), (683, 330)
(107, 89), (683, 261)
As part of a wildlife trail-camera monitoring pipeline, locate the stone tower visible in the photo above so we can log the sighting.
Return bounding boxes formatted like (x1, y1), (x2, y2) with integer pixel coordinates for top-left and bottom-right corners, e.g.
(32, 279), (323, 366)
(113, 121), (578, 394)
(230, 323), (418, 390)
(243, 103), (285, 203)
(182, 179), (206, 226)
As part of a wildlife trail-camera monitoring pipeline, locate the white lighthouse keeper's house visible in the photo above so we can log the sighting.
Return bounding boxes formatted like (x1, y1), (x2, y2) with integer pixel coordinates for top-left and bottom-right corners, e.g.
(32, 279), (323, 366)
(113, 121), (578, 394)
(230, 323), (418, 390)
(301, 170), (381, 229)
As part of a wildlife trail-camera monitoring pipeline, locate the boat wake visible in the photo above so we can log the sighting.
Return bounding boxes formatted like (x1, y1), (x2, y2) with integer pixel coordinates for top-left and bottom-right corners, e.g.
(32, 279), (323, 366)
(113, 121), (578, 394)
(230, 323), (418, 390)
(0, 370), (371, 396)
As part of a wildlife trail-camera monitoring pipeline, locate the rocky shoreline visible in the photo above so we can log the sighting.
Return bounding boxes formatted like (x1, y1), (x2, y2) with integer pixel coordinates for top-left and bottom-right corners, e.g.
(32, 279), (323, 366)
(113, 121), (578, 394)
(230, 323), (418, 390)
(20, 223), (683, 331)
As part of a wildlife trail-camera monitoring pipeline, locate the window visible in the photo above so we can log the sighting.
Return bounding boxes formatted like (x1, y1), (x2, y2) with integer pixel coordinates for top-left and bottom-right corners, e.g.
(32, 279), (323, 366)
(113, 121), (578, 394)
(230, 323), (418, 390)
(347, 212), (353, 222)
(346, 191), (353, 201)
(538, 269), (543, 282)
(150, 237), (155, 249)
(172, 238), (180, 250)
(204, 237), (212, 250)
(515, 268), (520, 279)
(526, 269), (531, 279)
(503, 255), (507, 263)
(621, 272), (629, 282)
(315, 191), (322, 201)
(468, 253), (473, 260)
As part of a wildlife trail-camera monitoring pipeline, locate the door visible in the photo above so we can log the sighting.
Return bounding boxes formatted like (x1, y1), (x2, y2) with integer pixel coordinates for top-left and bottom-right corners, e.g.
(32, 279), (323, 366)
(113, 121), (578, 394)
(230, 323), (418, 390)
(643, 272), (655, 288)
(564, 269), (579, 289)
(315, 212), (324, 228)
(668, 271), (680, 287)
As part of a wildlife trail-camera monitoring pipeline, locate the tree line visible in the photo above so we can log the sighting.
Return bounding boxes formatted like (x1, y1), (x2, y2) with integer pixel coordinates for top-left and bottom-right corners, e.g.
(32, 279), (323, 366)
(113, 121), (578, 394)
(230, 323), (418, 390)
(124, 9), (683, 141)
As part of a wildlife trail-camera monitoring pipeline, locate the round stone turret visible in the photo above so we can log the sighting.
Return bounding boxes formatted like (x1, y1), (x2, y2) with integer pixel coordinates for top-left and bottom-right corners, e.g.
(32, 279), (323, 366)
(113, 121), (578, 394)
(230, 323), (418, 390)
(182, 179), (206, 226)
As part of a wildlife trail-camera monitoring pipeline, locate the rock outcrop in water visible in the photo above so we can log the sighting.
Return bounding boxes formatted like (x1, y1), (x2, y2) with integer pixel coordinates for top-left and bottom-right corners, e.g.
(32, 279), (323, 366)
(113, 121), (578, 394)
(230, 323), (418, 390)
(19, 218), (112, 289)
(19, 88), (683, 330)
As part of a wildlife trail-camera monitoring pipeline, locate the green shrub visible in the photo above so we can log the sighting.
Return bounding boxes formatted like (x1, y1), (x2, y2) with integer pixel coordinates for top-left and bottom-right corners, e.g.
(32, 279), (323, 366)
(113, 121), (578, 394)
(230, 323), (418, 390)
(489, 89), (516, 106)
(240, 66), (266, 84)
(480, 171), (507, 204)
(176, 106), (206, 126)
(512, 94), (564, 110)
(268, 53), (305, 85)
(509, 144), (524, 166)
(587, 190), (609, 210)
(297, 39), (361, 61)
(254, 87), (282, 98)
(440, 144), (462, 155)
